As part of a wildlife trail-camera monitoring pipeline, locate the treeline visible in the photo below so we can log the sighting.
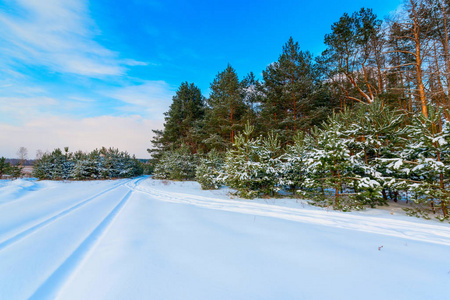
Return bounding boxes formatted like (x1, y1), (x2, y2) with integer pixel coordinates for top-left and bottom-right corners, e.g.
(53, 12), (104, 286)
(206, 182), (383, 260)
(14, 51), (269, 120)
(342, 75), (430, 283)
(151, 0), (450, 156)
(33, 147), (143, 180)
(155, 103), (449, 221)
(4, 158), (35, 166)
(150, 0), (450, 221)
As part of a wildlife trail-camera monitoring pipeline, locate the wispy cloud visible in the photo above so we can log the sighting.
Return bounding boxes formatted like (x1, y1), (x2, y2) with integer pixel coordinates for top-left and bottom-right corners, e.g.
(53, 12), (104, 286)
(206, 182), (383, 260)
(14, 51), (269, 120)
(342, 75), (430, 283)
(0, 0), (172, 158)
(0, 92), (101, 124)
(0, 96), (59, 124)
(0, 0), (144, 77)
(103, 80), (174, 119)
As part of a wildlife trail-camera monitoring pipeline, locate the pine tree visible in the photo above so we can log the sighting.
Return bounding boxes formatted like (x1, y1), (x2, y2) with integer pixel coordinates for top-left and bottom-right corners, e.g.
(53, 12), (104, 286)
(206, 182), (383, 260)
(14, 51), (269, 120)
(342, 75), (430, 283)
(222, 123), (283, 198)
(149, 82), (205, 159)
(241, 72), (263, 130)
(195, 149), (224, 190)
(33, 148), (143, 180)
(302, 119), (355, 208)
(153, 145), (198, 180)
(0, 157), (10, 178)
(281, 131), (315, 195)
(398, 106), (450, 220)
(204, 64), (247, 151)
(261, 37), (320, 142)
(323, 8), (383, 104)
(258, 132), (284, 196)
(0, 157), (22, 179)
(164, 82), (205, 150)
(8, 164), (22, 178)
(223, 123), (262, 198)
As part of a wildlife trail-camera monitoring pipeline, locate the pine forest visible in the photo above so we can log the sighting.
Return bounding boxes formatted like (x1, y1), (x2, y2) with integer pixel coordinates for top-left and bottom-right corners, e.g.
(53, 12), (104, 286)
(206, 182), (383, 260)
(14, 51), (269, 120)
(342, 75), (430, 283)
(150, 0), (450, 222)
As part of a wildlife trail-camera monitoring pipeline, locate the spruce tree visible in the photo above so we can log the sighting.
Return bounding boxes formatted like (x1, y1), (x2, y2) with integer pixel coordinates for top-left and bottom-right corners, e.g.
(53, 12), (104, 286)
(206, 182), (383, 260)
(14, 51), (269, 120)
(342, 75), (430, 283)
(195, 149), (224, 190)
(398, 106), (450, 220)
(0, 157), (10, 178)
(223, 123), (262, 198)
(153, 145), (198, 180)
(281, 131), (315, 195)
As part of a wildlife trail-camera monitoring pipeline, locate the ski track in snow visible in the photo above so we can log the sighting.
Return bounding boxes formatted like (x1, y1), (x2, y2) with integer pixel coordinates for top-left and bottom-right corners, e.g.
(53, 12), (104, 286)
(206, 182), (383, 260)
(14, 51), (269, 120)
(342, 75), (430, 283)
(26, 177), (145, 299)
(29, 190), (134, 300)
(0, 178), (132, 251)
(0, 177), (144, 299)
(130, 179), (450, 246)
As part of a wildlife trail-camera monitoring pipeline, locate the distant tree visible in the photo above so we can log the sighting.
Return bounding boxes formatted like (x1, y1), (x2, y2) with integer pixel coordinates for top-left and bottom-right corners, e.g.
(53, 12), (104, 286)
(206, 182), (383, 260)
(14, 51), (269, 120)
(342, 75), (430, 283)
(33, 148), (143, 180)
(17, 147), (28, 165)
(0, 157), (10, 177)
(0, 157), (22, 178)
(36, 149), (44, 160)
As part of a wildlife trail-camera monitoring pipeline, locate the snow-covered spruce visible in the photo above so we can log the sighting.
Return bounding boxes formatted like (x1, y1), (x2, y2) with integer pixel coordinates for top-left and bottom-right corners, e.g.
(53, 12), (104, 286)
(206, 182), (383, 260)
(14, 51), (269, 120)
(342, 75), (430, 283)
(0, 157), (22, 179)
(155, 102), (450, 221)
(32, 147), (143, 180)
(153, 145), (198, 180)
(390, 107), (450, 221)
(195, 149), (224, 190)
(221, 123), (284, 198)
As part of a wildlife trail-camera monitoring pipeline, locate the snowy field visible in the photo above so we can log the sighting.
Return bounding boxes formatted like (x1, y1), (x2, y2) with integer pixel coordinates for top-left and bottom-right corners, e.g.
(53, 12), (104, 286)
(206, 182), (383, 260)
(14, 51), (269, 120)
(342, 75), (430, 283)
(0, 176), (449, 300)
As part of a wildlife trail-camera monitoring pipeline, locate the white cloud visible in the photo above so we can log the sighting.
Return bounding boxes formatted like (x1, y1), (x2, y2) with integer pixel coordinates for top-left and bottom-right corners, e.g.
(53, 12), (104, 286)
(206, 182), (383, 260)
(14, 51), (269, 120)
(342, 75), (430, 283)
(0, 96), (59, 123)
(120, 59), (150, 67)
(0, 1), (169, 159)
(0, 115), (163, 159)
(0, 0), (143, 77)
(103, 80), (174, 119)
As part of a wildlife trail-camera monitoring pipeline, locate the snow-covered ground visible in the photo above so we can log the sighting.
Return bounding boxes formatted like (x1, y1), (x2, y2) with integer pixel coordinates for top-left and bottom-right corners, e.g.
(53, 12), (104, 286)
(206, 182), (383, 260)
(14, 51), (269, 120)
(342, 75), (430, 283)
(0, 177), (449, 300)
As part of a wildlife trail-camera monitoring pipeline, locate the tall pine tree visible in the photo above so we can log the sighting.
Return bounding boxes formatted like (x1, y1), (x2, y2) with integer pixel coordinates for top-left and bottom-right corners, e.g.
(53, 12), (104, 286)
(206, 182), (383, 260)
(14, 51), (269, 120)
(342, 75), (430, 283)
(203, 64), (247, 151)
(261, 37), (320, 143)
(149, 82), (205, 159)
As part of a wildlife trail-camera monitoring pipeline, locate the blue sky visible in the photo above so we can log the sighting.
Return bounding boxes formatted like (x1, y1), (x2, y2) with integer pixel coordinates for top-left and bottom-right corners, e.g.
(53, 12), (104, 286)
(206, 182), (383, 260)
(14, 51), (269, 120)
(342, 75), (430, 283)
(0, 0), (402, 158)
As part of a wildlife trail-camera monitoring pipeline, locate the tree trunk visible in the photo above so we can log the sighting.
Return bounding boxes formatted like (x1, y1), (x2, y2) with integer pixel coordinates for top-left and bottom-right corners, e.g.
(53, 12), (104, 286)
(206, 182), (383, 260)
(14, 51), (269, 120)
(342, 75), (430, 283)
(411, 0), (428, 117)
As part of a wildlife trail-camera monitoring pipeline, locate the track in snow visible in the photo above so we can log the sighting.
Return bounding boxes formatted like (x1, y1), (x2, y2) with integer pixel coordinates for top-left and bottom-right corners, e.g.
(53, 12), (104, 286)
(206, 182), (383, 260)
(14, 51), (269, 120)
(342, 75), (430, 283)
(1, 177), (449, 300)
(0, 177), (143, 300)
(131, 180), (450, 246)
(29, 190), (134, 300)
(0, 179), (132, 251)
